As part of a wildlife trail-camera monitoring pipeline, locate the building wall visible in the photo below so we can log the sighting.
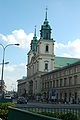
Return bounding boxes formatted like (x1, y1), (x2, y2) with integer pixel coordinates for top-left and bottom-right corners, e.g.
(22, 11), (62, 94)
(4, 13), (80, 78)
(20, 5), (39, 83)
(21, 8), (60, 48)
(41, 62), (80, 103)
(26, 38), (55, 97)
(17, 79), (26, 97)
(36, 39), (54, 72)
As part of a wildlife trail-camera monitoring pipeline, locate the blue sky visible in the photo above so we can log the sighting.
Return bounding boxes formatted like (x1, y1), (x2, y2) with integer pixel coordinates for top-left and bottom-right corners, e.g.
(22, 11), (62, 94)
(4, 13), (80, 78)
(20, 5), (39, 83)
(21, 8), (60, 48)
(0, 0), (80, 91)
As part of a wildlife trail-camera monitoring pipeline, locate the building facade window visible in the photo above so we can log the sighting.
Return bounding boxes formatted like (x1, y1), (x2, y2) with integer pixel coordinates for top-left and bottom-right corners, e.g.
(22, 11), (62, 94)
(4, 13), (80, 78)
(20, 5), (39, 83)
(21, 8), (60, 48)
(47, 82), (49, 89)
(69, 69), (72, 75)
(50, 81), (52, 88)
(64, 70), (67, 76)
(60, 79), (63, 87)
(42, 83), (44, 90)
(56, 80), (58, 87)
(74, 75), (77, 85)
(64, 93), (67, 102)
(60, 93), (62, 100)
(45, 82), (46, 89)
(45, 63), (48, 70)
(69, 77), (72, 86)
(35, 81), (37, 89)
(53, 80), (55, 88)
(74, 66), (78, 73)
(64, 78), (67, 87)
(56, 93), (58, 100)
(45, 45), (49, 52)
(59, 72), (61, 77)
(75, 92), (77, 101)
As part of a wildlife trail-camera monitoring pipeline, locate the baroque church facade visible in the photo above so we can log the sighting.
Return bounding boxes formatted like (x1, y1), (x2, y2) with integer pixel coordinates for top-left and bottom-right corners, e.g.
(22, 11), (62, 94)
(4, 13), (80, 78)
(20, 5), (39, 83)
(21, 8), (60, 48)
(27, 9), (55, 98)
(17, 9), (80, 103)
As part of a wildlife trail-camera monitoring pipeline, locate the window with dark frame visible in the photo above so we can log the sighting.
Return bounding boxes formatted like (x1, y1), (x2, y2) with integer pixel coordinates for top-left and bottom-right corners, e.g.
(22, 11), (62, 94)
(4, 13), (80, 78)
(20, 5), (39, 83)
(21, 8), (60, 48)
(45, 45), (49, 52)
(45, 63), (48, 70)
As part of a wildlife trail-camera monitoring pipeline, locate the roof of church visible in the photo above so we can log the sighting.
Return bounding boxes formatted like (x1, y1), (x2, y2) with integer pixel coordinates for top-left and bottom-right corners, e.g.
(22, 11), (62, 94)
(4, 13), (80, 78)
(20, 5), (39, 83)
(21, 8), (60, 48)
(54, 56), (80, 68)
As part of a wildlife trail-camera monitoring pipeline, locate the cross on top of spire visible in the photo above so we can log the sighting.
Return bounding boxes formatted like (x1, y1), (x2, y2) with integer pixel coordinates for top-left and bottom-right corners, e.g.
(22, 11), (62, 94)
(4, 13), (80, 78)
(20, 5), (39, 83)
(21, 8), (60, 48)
(45, 7), (48, 20)
(34, 25), (36, 37)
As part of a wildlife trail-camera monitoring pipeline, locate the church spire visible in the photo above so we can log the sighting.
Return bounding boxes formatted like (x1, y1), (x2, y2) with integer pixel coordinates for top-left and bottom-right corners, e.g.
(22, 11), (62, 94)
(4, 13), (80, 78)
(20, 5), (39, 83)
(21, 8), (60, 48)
(33, 25), (37, 41)
(40, 8), (52, 40)
(34, 25), (36, 38)
(31, 26), (37, 51)
(45, 7), (48, 21)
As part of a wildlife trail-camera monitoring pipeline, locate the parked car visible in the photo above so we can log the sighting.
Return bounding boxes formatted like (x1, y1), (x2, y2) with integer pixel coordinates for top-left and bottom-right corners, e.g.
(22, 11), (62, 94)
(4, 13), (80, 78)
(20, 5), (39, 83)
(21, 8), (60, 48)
(4, 95), (12, 99)
(17, 97), (27, 104)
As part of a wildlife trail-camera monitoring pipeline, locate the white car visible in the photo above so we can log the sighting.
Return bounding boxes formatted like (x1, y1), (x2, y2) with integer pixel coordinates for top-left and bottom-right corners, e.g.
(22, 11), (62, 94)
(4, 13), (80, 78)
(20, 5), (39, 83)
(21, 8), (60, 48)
(4, 95), (12, 99)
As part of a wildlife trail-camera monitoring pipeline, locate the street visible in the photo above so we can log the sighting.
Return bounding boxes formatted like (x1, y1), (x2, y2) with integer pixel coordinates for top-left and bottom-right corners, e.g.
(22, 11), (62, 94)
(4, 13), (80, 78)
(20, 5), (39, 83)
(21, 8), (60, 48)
(14, 100), (80, 108)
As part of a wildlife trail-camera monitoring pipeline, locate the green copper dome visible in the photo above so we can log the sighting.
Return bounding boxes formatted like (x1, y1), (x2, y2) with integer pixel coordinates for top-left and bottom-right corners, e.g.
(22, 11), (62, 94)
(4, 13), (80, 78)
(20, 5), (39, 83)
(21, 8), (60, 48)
(31, 26), (37, 51)
(40, 8), (52, 40)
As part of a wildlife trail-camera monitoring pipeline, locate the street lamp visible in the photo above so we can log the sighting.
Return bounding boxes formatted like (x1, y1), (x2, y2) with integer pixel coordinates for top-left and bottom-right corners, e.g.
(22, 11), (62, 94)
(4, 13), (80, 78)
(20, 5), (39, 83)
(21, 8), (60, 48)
(0, 62), (9, 65)
(0, 43), (19, 98)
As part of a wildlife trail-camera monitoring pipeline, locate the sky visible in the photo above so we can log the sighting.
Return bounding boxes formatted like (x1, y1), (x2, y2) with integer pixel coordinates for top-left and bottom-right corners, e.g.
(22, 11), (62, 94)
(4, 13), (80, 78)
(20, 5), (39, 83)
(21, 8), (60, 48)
(0, 0), (80, 91)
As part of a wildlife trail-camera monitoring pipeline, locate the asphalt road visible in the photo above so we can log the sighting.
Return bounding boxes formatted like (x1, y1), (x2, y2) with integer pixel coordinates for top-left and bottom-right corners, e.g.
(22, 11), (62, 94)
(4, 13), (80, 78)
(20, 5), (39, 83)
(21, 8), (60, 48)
(14, 101), (80, 109)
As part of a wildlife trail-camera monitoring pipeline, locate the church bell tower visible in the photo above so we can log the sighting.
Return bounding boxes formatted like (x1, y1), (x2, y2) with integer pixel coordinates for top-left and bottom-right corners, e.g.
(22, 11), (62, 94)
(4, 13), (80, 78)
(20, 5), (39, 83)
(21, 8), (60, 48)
(36, 8), (55, 72)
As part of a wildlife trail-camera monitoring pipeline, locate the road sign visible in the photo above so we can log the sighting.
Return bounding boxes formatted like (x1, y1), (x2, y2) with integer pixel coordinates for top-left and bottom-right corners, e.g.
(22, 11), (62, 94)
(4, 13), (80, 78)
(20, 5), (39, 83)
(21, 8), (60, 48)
(52, 89), (56, 96)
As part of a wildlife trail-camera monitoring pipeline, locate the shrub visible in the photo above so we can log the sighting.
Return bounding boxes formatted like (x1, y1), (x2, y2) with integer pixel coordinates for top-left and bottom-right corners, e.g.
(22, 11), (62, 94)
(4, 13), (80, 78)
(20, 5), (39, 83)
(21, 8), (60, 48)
(0, 102), (14, 120)
(31, 111), (79, 120)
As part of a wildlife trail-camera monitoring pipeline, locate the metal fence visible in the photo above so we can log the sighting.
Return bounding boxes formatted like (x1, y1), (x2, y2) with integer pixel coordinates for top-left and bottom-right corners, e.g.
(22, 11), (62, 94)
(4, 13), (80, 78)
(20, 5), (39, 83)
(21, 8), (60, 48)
(8, 106), (62, 120)
(15, 104), (80, 120)
(0, 98), (12, 103)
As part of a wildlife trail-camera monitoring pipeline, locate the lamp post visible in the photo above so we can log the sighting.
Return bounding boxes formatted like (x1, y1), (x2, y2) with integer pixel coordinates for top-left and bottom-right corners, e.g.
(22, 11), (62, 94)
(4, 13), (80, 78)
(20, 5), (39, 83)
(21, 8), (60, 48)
(0, 43), (19, 98)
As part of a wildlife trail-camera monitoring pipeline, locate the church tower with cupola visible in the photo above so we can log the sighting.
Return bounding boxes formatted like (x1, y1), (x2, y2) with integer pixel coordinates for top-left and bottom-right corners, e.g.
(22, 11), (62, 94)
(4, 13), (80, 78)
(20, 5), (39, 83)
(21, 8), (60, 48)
(27, 8), (55, 98)
(36, 8), (55, 72)
(40, 8), (52, 40)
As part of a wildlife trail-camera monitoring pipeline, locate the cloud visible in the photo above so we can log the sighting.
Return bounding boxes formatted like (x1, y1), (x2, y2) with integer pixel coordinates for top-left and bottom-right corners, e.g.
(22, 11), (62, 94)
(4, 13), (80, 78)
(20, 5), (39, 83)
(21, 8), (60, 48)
(4, 63), (26, 72)
(0, 63), (26, 91)
(55, 39), (80, 58)
(55, 42), (66, 49)
(0, 29), (34, 50)
(67, 39), (80, 53)
(62, 53), (72, 58)
(1, 29), (80, 90)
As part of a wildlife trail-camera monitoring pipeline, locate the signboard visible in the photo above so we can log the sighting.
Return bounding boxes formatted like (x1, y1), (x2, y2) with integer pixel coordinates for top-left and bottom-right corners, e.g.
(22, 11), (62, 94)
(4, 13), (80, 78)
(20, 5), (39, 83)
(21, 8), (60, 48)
(52, 89), (56, 96)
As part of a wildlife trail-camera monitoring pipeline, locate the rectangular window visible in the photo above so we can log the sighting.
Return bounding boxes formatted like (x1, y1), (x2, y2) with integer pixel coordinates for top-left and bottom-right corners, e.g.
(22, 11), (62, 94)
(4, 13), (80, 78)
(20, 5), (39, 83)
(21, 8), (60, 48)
(60, 93), (62, 100)
(50, 81), (52, 88)
(75, 92), (77, 100)
(35, 81), (37, 89)
(69, 69), (72, 75)
(74, 75), (77, 85)
(42, 83), (44, 90)
(56, 80), (58, 87)
(60, 79), (63, 87)
(37, 61), (39, 71)
(64, 78), (67, 87)
(45, 82), (46, 89)
(64, 70), (67, 76)
(74, 67), (78, 73)
(47, 82), (49, 89)
(45, 45), (49, 52)
(53, 81), (55, 88)
(69, 77), (72, 86)
(56, 93), (58, 99)
(45, 63), (48, 70)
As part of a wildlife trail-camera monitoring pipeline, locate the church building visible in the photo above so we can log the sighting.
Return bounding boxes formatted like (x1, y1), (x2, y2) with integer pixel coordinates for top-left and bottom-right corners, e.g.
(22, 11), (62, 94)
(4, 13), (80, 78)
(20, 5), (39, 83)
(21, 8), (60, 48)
(26, 8), (55, 99)
(17, 9), (80, 102)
